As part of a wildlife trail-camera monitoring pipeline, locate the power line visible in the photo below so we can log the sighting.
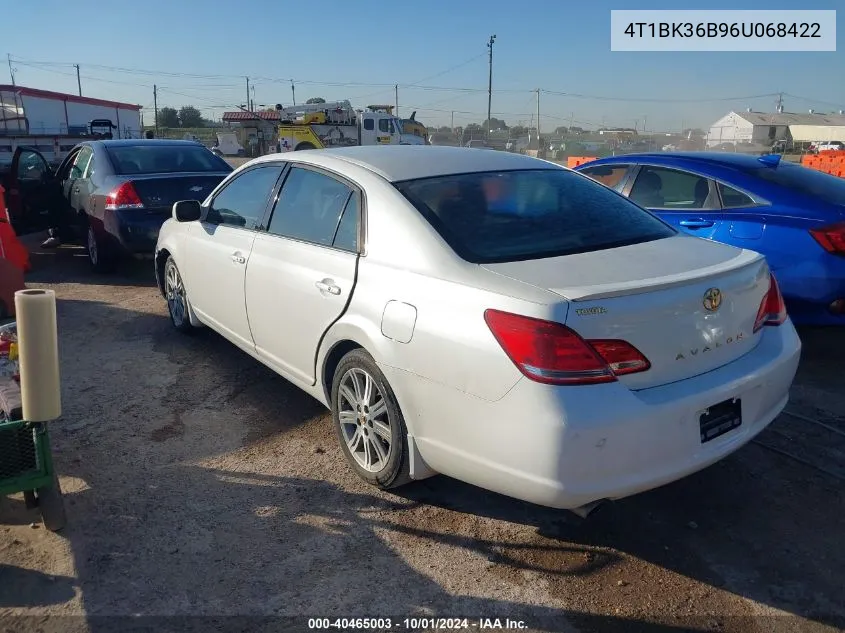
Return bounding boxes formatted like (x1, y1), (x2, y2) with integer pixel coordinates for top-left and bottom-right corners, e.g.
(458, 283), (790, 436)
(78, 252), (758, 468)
(9, 53), (842, 121)
(352, 52), (487, 102)
(12, 60), (154, 88)
(540, 89), (783, 103)
(782, 93), (845, 110)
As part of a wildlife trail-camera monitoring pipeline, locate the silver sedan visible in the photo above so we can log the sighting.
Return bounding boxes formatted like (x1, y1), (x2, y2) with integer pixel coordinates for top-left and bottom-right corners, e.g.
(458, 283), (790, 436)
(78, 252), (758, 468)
(155, 146), (800, 516)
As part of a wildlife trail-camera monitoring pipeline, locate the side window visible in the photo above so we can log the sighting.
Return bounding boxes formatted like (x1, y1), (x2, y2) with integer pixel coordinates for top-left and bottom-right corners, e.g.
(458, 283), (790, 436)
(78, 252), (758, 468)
(629, 166), (713, 210)
(267, 167), (353, 247)
(71, 147), (92, 179)
(718, 182), (756, 209)
(15, 150), (49, 181)
(363, 118), (374, 131)
(207, 165), (283, 229)
(378, 118), (390, 133)
(332, 193), (360, 252)
(579, 164), (630, 190)
(84, 155), (96, 179)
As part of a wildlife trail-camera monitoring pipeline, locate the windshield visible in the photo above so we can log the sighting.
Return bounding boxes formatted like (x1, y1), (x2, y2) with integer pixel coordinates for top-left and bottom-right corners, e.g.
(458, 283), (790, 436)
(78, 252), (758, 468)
(106, 144), (231, 175)
(395, 169), (676, 264)
(743, 162), (845, 206)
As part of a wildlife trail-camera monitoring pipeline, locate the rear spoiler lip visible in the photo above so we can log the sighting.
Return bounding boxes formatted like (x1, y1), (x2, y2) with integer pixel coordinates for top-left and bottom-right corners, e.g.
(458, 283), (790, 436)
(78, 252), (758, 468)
(551, 249), (766, 302)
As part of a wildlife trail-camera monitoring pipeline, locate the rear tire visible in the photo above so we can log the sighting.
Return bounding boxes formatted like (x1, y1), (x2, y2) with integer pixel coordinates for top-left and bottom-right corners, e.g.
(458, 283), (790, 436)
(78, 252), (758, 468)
(294, 142), (316, 151)
(86, 222), (116, 274)
(331, 349), (411, 489)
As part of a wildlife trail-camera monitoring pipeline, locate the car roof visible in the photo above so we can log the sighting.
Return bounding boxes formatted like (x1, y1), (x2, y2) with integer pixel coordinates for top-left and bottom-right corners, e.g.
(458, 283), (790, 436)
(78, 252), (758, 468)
(587, 152), (779, 170)
(250, 145), (561, 182)
(94, 139), (205, 147)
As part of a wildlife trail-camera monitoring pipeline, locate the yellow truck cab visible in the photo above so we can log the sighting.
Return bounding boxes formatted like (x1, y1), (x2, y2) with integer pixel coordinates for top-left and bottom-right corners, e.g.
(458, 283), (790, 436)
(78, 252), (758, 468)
(400, 111), (428, 143)
(275, 101), (425, 152)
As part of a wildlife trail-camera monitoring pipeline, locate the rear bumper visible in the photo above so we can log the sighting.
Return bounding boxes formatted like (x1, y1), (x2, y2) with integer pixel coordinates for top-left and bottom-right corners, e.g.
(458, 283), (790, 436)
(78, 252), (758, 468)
(106, 211), (168, 255)
(384, 321), (801, 510)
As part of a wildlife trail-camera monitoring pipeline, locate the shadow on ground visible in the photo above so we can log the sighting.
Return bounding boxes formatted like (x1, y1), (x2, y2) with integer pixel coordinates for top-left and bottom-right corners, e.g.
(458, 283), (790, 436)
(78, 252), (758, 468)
(22, 233), (157, 289)
(3, 248), (844, 633)
(0, 564), (76, 608)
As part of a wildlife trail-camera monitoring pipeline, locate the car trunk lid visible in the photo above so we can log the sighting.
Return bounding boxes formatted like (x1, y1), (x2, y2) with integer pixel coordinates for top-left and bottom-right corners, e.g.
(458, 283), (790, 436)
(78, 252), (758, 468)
(126, 173), (228, 214)
(481, 235), (771, 390)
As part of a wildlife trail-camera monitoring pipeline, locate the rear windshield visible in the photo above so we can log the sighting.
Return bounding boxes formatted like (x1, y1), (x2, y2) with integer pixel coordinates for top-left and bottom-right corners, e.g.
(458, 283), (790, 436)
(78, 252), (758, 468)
(742, 162), (845, 206)
(394, 169), (676, 263)
(106, 144), (232, 175)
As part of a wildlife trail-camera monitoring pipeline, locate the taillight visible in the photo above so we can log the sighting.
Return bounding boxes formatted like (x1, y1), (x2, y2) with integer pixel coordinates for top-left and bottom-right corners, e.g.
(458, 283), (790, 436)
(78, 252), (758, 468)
(105, 182), (144, 210)
(753, 274), (787, 333)
(810, 222), (845, 255)
(483, 309), (650, 386)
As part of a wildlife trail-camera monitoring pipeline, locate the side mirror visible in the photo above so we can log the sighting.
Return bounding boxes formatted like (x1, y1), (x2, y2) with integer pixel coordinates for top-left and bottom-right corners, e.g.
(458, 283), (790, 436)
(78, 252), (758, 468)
(172, 200), (202, 223)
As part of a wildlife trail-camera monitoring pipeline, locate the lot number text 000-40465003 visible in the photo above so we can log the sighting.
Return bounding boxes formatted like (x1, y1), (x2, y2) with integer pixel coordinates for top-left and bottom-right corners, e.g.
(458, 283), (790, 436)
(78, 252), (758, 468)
(610, 9), (836, 52)
(306, 617), (529, 630)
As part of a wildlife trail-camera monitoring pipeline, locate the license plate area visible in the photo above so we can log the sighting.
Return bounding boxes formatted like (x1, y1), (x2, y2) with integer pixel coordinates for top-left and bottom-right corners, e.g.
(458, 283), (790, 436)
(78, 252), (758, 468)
(699, 398), (742, 443)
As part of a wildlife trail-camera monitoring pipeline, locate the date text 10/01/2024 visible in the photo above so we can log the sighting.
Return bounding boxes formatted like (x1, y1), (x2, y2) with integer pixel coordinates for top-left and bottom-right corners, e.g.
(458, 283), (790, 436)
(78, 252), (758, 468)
(307, 618), (528, 630)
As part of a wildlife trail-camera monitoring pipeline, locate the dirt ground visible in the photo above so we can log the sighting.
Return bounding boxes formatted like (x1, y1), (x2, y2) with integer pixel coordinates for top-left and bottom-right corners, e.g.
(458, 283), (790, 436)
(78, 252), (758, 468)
(1, 237), (844, 633)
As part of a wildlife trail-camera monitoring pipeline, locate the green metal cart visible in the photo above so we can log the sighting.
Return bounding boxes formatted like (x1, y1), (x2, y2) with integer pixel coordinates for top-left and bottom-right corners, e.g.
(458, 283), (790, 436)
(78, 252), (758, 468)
(0, 378), (66, 531)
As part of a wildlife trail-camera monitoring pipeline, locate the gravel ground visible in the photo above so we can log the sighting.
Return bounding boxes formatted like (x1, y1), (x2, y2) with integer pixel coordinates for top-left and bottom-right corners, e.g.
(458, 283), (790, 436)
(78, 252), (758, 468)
(1, 237), (844, 633)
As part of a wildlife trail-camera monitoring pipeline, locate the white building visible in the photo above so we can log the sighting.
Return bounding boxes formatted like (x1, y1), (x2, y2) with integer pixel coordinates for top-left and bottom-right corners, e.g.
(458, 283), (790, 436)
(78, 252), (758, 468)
(707, 110), (845, 147)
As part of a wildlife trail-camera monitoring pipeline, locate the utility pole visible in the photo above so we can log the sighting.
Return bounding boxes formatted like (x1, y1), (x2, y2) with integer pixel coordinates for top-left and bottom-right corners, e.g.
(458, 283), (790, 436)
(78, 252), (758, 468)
(451, 110), (454, 132)
(245, 77), (250, 112)
(536, 89), (541, 150)
(153, 84), (159, 135)
(394, 84), (398, 119)
(250, 85), (256, 112)
(487, 34), (496, 138)
(7, 54), (15, 86)
(291, 80), (295, 106)
(776, 92), (784, 111)
(569, 112), (574, 134)
(75, 64), (82, 96)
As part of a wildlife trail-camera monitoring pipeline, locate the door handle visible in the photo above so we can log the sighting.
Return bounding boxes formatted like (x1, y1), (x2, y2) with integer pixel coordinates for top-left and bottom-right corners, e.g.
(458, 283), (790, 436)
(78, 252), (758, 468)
(679, 218), (714, 229)
(230, 252), (246, 264)
(315, 279), (341, 295)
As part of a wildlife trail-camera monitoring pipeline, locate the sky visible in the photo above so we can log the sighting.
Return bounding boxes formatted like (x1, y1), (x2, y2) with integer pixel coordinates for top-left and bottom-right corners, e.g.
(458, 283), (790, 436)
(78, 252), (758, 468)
(4, 0), (844, 133)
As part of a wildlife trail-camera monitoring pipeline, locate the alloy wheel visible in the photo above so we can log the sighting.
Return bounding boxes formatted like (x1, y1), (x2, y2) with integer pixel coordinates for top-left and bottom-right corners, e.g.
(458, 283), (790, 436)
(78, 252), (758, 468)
(164, 262), (187, 327)
(337, 368), (392, 472)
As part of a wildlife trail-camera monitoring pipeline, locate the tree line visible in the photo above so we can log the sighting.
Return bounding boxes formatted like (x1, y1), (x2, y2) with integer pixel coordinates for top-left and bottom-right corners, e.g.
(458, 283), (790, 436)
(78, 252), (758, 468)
(155, 106), (209, 128)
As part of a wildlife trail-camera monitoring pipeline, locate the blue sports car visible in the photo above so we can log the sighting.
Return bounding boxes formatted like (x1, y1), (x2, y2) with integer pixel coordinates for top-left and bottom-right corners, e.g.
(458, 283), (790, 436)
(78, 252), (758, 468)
(575, 152), (845, 326)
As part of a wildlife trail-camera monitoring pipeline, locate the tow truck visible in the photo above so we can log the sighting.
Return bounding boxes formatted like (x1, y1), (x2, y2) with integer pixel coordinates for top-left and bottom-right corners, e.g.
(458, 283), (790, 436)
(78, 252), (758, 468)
(274, 101), (425, 152)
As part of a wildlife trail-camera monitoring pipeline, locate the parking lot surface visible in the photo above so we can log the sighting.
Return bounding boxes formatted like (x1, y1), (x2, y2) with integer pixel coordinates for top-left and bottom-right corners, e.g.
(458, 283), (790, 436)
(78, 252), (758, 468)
(1, 239), (844, 633)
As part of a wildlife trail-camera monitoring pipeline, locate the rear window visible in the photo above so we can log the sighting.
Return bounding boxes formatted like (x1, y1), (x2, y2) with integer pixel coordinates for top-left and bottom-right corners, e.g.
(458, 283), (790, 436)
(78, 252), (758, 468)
(743, 162), (845, 206)
(395, 169), (676, 264)
(106, 144), (232, 175)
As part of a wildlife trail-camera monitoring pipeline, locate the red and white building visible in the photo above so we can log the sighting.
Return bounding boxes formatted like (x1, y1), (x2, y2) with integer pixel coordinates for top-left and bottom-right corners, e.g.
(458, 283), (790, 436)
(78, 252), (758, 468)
(0, 85), (142, 167)
(0, 84), (142, 138)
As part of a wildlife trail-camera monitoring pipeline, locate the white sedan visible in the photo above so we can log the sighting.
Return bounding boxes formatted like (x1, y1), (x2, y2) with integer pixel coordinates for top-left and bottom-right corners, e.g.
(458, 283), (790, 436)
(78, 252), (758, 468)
(154, 146), (801, 516)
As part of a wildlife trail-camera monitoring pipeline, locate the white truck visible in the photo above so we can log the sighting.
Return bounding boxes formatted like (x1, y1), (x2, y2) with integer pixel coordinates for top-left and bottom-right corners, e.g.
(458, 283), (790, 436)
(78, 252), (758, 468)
(274, 101), (425, 152)
(0, 84), (142, 170)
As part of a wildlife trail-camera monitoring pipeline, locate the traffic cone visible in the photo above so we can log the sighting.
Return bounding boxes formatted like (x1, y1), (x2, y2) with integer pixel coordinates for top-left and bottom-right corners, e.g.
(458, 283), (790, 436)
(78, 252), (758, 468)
(0, 185), (31, 273)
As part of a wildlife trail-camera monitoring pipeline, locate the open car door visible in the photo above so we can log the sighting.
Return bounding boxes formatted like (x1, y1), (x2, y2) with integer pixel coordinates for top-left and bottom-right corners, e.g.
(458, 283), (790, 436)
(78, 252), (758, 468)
(7, 146), (63, 232)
